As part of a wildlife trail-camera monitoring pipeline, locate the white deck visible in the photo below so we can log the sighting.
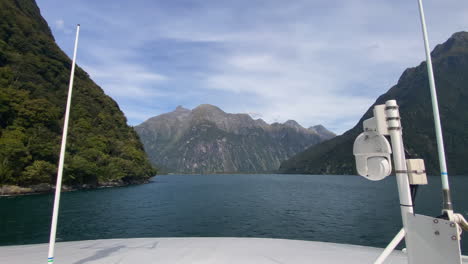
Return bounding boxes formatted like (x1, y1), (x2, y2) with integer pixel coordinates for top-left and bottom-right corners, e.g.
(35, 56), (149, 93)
(0, 237), (413, 264)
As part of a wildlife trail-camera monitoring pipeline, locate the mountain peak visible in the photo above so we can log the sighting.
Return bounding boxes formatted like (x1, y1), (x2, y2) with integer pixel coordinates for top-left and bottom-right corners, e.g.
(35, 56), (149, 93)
(309, 124), (325, 130)
(449, 31), (468, 42)
(135, 104), (330, 173)
(193, 104), (225, 113)
(308, 125), (336, 140)
(432, 31), (468, 59)
(283, 120), (303, 129)
(174, 105), (190, 112)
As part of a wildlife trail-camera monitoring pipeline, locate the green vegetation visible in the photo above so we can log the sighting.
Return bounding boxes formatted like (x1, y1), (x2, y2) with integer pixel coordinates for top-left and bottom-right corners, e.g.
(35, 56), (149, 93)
(279, 32), (468, 176)
(0, 0), (156, 186)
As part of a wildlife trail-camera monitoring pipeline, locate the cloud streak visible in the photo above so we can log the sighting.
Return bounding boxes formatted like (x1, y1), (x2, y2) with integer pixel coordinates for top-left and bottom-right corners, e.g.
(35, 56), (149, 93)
(37, 0), (468, 134)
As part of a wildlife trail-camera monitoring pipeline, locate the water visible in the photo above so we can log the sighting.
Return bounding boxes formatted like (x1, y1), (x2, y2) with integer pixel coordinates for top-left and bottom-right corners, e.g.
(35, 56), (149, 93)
(1, 174), (467, 254)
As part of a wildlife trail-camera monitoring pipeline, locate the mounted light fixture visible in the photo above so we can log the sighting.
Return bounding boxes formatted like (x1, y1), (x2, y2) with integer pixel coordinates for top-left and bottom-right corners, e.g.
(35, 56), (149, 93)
(353, 105), (392, 181)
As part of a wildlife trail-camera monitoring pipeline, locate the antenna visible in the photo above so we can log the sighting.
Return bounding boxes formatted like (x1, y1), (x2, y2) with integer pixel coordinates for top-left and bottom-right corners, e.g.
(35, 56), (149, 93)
(354, 101), (463, 263)
(47, 24), (80, 264)
(416, 0), (453, 214)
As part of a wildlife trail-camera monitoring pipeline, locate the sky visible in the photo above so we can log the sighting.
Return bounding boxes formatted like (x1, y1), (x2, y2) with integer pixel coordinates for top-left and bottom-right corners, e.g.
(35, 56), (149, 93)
(36, 0), (468, 134)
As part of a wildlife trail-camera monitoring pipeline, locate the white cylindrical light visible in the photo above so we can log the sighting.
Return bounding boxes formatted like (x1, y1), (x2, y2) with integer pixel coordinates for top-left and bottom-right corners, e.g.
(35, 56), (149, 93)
(367, 157), (391, 181)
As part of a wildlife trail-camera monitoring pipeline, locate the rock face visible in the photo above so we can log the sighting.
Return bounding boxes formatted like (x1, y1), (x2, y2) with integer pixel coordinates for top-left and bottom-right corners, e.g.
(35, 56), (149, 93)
(135, 105), (334, 173)
(280, 32), (468, 175)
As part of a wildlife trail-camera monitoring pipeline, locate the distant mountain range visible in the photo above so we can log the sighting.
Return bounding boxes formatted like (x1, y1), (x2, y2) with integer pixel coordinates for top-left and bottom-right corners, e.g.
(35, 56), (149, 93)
(135, 105), (335, 174)
(280, 31), (468, 176)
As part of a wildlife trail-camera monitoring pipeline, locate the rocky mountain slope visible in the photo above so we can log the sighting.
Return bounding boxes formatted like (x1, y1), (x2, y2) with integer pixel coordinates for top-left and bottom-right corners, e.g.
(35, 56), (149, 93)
(135, 105), (335, 173)
(280, 32), (468, 175)
(0, 0), (155, 189)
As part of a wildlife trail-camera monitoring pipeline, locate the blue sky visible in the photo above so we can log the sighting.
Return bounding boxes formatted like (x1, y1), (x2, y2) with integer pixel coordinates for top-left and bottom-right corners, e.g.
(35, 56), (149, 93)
(36, 0), (468, 134)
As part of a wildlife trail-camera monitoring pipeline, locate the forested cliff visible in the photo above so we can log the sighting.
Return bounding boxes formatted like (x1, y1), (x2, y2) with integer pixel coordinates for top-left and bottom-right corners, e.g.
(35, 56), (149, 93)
(0, 0), (155, 188)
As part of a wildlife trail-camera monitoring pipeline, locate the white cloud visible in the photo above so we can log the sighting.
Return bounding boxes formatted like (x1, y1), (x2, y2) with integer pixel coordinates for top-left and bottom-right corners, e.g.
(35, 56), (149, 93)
(87, 64), (167, 83)
(79, 43), (168, 99)
(227, 54), (276, 72)
(38, 0), (468, 132)
(83, 63), (168, 98)
(55, 19), (64, 30)
(53, 19), (73, 34)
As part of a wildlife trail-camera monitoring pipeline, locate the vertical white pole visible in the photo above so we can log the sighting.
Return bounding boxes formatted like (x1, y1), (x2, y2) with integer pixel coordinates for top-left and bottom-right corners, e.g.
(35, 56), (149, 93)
(385, 100), (414, 262)
(416, 0), (452, 212)
(47, 24), (80, 264)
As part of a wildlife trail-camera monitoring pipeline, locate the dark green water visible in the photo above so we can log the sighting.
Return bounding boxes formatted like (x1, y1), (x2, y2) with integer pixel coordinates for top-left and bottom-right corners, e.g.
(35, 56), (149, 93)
(1, 174), (467, 253)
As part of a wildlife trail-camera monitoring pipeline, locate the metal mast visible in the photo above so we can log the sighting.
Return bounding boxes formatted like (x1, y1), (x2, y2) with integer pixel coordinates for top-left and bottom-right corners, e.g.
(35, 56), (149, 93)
(416, 0), (453, 213)
(47, 24), (80, 264)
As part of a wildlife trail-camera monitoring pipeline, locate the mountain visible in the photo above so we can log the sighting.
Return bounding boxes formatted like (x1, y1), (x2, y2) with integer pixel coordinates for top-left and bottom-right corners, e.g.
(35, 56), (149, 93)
(279, 32), (468, 176)
(0, 0), (155, 189)
(135, 104), (334, 173)
(308, 125), (336, 141)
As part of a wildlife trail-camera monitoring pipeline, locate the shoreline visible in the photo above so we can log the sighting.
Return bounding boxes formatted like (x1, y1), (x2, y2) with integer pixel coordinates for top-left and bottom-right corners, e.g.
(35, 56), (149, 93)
(0, 179), (150, 197)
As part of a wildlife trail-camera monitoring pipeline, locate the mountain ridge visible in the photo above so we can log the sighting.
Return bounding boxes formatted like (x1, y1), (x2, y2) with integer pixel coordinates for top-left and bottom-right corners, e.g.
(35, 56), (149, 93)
(279, 31), (468, 175)
(136, 104), (334, 174)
